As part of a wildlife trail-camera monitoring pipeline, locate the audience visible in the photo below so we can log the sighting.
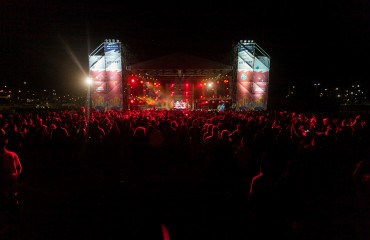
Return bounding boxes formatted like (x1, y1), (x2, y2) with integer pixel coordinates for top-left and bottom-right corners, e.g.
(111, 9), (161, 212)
(0, 108), (369, 239)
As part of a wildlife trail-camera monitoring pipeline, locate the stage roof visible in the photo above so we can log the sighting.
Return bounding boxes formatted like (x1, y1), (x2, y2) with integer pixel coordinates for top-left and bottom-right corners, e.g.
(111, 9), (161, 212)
(126, 52), (233, 80)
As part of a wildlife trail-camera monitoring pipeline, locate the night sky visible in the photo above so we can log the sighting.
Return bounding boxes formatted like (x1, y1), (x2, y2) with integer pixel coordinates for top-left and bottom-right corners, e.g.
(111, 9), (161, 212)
(1, 0), (369, 99)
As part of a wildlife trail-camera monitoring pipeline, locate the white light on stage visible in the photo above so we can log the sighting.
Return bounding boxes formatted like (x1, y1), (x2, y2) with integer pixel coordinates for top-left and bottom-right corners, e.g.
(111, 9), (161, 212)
(86, 77), (92, 85)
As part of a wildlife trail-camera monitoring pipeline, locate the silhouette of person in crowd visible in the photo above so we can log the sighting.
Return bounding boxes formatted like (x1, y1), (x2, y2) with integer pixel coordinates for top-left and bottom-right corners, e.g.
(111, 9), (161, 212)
(353, 155), (370, 240)
(0, 129), (23, 210)
(248, 151), (286, 239)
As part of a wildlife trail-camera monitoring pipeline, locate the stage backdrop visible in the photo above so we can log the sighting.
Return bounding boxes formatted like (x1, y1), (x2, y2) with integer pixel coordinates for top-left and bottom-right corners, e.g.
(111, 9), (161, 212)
(236, 40), (270, 110)
(89, 40), (123, 111)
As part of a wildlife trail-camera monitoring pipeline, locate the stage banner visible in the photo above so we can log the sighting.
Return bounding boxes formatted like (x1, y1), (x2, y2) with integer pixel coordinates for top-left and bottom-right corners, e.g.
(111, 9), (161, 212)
(89, 55), (107, 110)
(252, 57), (269, 110)
(104, 42), (122, 81)
(104, 41), (123, 110)
(91, 93), (105, 111)
(105, 94), (122, 111)
(89, 55), (106, 82)
(237, 44), (254, 109)
(236, 42), (270, 110)
(105, 82), (123, 110)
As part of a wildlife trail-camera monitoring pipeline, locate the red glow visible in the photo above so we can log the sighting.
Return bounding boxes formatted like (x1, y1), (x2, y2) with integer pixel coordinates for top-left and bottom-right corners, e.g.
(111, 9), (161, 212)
(131, 78), (135, 83)
(130, 100), (134, 103)
(161, 224), (171, 240)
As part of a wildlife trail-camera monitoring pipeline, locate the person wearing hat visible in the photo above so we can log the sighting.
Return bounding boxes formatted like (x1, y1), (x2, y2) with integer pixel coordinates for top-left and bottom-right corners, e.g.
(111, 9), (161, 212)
(0, 128), (22, 208)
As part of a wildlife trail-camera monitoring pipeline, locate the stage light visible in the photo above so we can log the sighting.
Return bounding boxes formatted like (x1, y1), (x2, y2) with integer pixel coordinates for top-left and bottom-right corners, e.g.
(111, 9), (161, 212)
(86, 77), (93, 85)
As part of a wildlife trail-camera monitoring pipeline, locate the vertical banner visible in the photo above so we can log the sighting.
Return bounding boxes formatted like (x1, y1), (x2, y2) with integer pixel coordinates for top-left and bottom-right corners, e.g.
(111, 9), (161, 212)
(104, 41), (123, 110)
(89, 55), (106, 110)
(88, 40), (123, 111)
(91, 94), (105, 111)
(236, 41), (270, 110)
(104, 42), (123, 110)
(89, 55), (106, 81)
(237, 43), (254, 109)
(252, 57), (269, 110)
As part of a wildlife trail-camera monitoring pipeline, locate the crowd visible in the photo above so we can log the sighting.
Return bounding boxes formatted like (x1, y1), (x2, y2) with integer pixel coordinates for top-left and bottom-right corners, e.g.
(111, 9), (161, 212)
(0, 108), (369, 239)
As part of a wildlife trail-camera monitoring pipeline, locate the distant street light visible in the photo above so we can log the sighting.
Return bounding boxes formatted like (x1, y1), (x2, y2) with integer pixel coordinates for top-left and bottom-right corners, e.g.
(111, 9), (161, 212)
(314, 83), (320, 96)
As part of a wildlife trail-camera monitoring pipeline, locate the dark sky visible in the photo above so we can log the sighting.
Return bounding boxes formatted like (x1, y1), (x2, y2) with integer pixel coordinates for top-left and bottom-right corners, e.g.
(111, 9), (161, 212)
(1, 0), (369, 97)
